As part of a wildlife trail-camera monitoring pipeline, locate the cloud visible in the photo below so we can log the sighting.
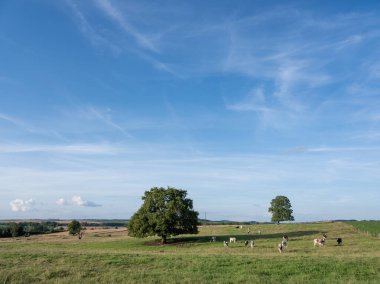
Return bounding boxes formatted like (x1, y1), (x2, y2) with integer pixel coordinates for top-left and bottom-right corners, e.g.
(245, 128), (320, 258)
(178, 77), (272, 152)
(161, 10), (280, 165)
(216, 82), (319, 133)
(134, 50), (182, 78)
(0, 143), (121, 155)
(72, 195), (101, 207)
(0, 113), (19, 125)
(66, 0), (120, 53)
(219, 10), (380, 132)
(287, 146), (380, 154)
(0, 113), (68, 138)
(85, 106), (134, 138)
(56, 198), (69, 206)
(0, 113), (34, 132)
(335, 34), (363, 50)
(94, 0), (157, 52)
(353, 131), (380, 141)
(66, 1), (180, 76)
(10, 199), (35, 212)
(226, 87), (299, 130)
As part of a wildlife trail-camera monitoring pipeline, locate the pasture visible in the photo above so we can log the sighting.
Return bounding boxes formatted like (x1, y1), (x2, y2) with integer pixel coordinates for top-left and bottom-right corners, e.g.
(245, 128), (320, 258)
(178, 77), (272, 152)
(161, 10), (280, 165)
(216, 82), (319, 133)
(0, 222), (379, 283)
(345, 220), (380, 237)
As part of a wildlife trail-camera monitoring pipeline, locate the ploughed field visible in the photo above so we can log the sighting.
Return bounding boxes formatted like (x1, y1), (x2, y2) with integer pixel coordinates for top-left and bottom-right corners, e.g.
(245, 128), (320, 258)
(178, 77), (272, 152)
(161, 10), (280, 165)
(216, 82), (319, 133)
(0, 222), (379, 283)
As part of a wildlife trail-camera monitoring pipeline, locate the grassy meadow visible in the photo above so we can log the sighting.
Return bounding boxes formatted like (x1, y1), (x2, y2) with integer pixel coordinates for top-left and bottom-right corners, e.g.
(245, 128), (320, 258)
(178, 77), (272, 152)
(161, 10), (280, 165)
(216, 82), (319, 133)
(345, 221), (380, 237)
(0, 221), (379, 283)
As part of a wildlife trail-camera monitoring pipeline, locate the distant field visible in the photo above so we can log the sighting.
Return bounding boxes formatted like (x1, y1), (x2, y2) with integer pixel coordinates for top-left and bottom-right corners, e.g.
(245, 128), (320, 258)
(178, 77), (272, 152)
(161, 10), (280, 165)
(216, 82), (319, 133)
(0, 222), (379, 283)
(345, 221), (380, 237)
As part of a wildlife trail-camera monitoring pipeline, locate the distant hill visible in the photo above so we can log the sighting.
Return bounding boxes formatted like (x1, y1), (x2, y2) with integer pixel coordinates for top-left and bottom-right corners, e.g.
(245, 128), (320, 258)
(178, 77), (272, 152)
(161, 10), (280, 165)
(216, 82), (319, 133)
(198, 219), (262, 225)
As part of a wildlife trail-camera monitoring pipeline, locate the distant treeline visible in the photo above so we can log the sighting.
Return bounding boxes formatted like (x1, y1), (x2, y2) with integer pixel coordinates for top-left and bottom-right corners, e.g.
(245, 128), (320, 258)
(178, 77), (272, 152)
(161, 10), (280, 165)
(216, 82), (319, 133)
(0, 220), (128, 237)
(81, 221), (128, 227)
(54, 220), (128, 227)
(0, 222), (64, 238)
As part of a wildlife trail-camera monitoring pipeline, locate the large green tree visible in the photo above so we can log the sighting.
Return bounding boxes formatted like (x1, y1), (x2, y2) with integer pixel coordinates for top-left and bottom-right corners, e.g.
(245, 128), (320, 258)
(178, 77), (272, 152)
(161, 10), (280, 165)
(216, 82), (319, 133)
(128, 187), (199, 244)
(268, 195), (295, 224)
(67, 220), (82, 236)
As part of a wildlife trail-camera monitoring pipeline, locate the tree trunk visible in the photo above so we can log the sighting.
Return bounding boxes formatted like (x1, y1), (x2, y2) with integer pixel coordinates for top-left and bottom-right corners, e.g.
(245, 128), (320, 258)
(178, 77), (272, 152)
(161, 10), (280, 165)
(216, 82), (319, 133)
(161, 235), (167, 244)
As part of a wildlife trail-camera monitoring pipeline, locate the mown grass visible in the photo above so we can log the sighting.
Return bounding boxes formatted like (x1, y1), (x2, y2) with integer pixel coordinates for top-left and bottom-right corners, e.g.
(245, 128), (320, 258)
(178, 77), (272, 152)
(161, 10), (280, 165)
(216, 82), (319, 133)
(345, 221), (380, 237)
(0, 222), (379, 283)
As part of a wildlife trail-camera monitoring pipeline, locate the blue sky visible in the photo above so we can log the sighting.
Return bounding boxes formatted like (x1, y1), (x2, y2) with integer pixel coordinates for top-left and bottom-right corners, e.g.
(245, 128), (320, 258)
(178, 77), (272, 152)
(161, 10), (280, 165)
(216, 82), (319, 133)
(1, 0), (380, 221)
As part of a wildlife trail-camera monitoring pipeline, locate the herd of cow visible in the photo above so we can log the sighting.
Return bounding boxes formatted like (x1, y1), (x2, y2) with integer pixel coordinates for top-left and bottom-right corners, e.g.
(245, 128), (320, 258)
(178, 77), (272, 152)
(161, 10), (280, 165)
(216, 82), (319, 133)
(212, 230), (343, 253)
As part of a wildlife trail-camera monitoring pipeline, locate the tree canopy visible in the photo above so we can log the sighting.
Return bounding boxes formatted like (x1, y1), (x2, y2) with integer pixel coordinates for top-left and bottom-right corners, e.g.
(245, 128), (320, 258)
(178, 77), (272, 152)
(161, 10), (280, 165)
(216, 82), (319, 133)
(128, 186), (199, 243)
(68, 220), (82, 235)
(268, 195), (295, 224)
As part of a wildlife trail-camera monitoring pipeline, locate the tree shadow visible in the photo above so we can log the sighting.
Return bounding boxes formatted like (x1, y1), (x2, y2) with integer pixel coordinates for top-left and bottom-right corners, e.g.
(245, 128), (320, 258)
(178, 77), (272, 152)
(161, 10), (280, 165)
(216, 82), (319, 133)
(164, 230), (321, 245)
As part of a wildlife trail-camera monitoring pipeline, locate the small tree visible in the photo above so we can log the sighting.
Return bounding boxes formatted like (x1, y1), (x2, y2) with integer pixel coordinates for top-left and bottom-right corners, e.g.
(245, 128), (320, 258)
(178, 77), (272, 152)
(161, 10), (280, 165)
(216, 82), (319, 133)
(128, 186), (199, 244)
(268, 195), (294, 224)
(68, 220), (82, 236)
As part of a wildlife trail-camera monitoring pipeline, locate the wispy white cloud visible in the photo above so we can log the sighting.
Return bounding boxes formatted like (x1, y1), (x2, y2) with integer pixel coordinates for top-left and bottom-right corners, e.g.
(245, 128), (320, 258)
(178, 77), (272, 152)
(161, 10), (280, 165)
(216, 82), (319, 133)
(0, 112), (69, 140)
(0, 143), (121, 155)
(226, 88), (267, 112)
(335, 34), (363, 50)
(220, 10), (380, 131)
(10, 198), (35, 212)
(0, 113), (34, 132)
(225, 87), (301, 130)
(94, 0), (157, 52)
(65, 0), (182, 77)
(287, 146), (380, 154)
(85, 106), (134, 138)
(0, 113), (19, 124)
(66, 0), (120, 53)
(353, 131), (380, 141)
(134, 50), (182, 78)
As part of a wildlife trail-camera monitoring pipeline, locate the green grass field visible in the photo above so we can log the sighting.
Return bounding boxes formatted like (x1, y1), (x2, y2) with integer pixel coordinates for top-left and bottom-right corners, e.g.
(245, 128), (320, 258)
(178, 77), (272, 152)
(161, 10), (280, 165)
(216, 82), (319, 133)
(0, 222), (379, 283)
(345, 221), (380, 237)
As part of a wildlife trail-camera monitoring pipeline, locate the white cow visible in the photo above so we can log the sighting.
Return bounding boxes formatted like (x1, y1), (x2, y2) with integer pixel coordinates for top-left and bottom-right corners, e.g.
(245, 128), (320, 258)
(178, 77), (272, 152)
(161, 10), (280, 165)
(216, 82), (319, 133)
(278, 240), (287, 253)
(314, 234), (327, 247)
(229, 237), (236, 243)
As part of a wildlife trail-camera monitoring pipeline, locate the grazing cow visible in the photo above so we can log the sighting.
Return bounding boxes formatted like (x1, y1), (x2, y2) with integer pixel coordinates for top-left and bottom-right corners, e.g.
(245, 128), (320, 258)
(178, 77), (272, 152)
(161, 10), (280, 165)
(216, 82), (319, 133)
(229, 237), (236, 243)
(224, 241), (229, 247)
(78, 230), (84, 240)
(250, 240), (255, 248)
(210, 237), (216, 242)
(244, 240), (249, 248)
(337, 238), (343, 245)
(247, 228), (250, 234)
(314, 234), (327, 247)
